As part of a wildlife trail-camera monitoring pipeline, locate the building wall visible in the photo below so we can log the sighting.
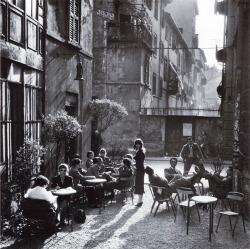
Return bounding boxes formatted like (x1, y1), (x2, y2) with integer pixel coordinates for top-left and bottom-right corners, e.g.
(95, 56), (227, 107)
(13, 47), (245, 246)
(236, 0), (250, 216)
(44, 0), (93, 176)
(0, 0), (45, 181)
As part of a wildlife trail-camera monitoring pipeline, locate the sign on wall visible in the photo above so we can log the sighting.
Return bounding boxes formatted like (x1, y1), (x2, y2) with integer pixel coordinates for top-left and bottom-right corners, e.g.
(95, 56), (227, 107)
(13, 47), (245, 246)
(96, 9), (114, 20)
(183, 123), (192, 136)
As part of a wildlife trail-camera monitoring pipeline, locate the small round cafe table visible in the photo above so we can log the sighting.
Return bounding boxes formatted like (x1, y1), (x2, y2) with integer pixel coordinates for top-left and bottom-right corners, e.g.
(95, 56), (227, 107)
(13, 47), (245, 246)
(52, 187), (77, 231)
(86, 179), (107, 214)
(191, 195), (217, 241)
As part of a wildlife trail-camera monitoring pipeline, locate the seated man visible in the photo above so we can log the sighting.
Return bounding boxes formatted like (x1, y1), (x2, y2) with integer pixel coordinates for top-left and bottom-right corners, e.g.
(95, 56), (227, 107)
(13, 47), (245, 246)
(23, 175), (58, 228)
(86, 151), (94, 170)
(69, 158), (95, 192)
(103, 158), (133, 199)
(145, 166), (202, 199)
(164, 157), (182, 182)
(85, 157), (105, 178)
(203, 166), (233, 198)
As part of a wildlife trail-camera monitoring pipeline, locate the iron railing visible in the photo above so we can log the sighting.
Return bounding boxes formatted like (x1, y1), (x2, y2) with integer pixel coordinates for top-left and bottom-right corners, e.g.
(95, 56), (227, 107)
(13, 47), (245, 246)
(140, 107), (221, 117)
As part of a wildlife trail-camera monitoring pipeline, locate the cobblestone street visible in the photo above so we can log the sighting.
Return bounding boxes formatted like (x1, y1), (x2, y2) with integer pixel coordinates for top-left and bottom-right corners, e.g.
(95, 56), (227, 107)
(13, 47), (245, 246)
(2, 159), (250, 249)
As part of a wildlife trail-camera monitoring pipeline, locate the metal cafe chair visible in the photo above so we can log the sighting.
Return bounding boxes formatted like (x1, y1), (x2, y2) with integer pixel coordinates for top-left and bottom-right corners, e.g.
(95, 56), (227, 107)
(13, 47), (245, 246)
(148, 184), (176, 218)
(216, 192), (246, 237)
(175, 187), (200, 235)
(114, 173), (135, 204)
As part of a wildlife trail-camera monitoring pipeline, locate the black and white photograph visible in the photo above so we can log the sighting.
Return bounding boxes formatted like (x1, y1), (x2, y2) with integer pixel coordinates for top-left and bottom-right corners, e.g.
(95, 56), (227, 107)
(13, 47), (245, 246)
(1, 0), (249, 248)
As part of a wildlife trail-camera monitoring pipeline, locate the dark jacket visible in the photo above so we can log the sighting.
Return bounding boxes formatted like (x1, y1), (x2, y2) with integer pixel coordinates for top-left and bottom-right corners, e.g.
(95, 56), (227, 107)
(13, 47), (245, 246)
(133, 149), (145, 171)
(22, 198), (56, 223)
(180, 143), (203, 160)
(164, 167), (182, 182)
(51, 175), (73, 189)
(69, 168), (95, 188)
(148, 174), (172, 198)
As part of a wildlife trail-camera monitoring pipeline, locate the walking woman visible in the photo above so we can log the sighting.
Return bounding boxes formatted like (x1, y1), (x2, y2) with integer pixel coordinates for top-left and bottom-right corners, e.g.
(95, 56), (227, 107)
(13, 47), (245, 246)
(133, 138), (146, 207)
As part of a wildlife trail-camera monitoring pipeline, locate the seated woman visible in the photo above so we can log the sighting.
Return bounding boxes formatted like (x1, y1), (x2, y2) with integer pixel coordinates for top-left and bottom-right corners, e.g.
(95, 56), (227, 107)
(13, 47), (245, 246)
(99, 148), (112, 166)
(51, 163), (73, 225)
(103, 158), (133, 199)
(86, 151), (94, 170)
(69, 158), (95, 192)
(23, 175), (58, 227)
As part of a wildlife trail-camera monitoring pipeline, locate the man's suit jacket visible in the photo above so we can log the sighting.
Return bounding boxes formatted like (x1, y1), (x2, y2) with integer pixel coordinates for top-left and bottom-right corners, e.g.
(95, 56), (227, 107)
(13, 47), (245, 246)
(51, 175), (73, 189)
(180, 143), (203, 160)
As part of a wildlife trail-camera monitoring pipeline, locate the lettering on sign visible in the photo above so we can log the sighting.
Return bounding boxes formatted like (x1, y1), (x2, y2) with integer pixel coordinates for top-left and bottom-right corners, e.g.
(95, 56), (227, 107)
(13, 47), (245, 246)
(96, 9), (114, 20)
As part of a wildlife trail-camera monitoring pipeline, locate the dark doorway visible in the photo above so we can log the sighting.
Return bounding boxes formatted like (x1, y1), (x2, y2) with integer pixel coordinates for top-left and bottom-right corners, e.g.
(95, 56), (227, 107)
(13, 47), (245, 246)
(65, 93), (78, 164)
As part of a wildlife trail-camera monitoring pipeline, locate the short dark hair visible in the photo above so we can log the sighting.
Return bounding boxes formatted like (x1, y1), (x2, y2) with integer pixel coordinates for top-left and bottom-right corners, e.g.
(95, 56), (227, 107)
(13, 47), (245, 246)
(87, 151), (94, 158)
(123, 158), (132, 168)
(72, 158), (81, 166)
(187, 137), (193, 141)
(145, 166), (154, 175)
(93, 157), (102, 164)
(73, 154), (80, 159)
(58, 163), (69, 171)
(34, 175), (49, 187)
(170, 158), (177, 163)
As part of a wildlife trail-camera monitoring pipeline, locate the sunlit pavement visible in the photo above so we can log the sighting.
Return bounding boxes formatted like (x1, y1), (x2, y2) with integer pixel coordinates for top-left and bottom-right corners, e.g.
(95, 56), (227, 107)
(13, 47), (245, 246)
(2, 158), (249, 249)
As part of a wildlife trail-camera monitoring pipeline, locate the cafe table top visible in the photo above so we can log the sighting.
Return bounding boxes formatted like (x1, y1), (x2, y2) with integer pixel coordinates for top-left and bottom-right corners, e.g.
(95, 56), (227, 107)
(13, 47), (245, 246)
(191, 195), (217, 204)
(51, 187), (77, 196)
(86, 179), (107, 184)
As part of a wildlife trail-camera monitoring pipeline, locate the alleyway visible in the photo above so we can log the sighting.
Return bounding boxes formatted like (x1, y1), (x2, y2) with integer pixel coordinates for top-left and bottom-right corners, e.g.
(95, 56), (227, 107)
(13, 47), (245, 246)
(1, 159), (249, 249)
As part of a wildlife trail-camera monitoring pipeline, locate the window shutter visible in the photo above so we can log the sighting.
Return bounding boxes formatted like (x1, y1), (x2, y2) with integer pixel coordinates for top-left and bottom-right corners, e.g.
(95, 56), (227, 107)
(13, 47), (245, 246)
(69, 0), (79, 43)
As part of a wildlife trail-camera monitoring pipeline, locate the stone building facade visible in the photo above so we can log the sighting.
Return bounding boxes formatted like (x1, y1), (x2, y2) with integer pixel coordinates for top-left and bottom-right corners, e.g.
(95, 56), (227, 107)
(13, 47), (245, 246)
(215, 0), (250, 215)
(0, 0), (93, 181)
(92, 0), (215, 156)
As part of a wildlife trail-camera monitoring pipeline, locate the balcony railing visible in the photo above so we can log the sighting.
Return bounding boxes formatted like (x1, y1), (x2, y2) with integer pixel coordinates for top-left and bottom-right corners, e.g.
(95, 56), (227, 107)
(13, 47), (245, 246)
(107, 22), (152, 49)
(140, 107), (221, 117)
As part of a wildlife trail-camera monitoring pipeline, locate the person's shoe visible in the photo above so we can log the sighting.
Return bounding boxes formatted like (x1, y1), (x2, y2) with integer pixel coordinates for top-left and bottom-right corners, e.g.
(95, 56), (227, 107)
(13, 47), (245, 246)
(135, 202), (143, 207)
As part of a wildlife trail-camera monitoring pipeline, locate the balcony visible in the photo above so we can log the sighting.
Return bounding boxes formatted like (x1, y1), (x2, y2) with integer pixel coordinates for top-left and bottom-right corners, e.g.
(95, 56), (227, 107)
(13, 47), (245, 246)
(107, 22), (152, 49)
(140, 107), (220, 117)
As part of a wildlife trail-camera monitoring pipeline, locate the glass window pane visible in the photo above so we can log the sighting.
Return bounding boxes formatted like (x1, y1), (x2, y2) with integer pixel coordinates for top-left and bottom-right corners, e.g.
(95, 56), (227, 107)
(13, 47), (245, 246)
(27, 21), (37, 51)
(26, 0), (32, 16)
(8, 63), (22, 82)
(32, 0), (37, 19)
(9, 11), (23, 44)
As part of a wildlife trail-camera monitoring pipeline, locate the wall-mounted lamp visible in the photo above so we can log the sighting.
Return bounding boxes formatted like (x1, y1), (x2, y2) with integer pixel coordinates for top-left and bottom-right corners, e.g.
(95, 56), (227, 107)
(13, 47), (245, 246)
(74, 55), (84, 80)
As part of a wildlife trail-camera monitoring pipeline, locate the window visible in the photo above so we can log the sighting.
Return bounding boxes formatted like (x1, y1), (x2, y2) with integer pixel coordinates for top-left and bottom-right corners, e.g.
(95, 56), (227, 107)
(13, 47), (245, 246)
(145, 0), (152, 10)
(26, 0), (37, 19)
(0, 59), (44, 180)
(152, 73), (156, 95)
(160, 41), (164, 62)
(144, 55), (150, 85)
(169, 32), (172, 47)
(159, 77), (163, 97)
(69, 0), (80, 43)
(154, 0), (158, 19)
(1, 1), (44, 52)
(164, 57), (168, 81)
(165, 28), (168, 41)
(153, 33), (157, 56)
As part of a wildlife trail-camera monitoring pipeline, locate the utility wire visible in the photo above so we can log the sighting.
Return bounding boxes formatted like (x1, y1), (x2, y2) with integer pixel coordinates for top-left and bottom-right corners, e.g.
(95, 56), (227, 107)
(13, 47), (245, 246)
(93, 46), (223, 50)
